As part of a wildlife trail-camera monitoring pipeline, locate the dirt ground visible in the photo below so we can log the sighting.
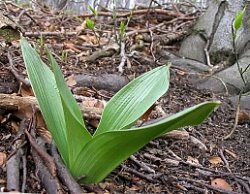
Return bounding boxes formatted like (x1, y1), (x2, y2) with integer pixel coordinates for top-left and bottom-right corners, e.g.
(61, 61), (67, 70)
(0, 2), (250, 194)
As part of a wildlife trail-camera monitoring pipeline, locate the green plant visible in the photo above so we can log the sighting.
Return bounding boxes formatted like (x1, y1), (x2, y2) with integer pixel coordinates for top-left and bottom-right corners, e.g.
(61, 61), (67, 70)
(60, 49), (68, 63)
(233, 7), (246, 39)
(35, 34), (44, 54)
(225, 7), (248, 139)
(88, 5), (97, 17)
(21, 37), (220, 183)
(85, 18), (95, 30)
(119, 21), (126, 42)
(85, 18), (100, 46)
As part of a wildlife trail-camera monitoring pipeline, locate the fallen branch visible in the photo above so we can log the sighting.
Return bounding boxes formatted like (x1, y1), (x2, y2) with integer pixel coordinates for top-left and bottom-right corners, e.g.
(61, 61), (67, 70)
(24, 31), (78, 37)
(84, 49), (116, 62)
(80, 9), (183, 18)
(0, 93), (103, 122)
(6, 120), (27, 192)
(6, 148), (23, 191)
(74, 73), (129, 92)
(32, 148), (64, 194)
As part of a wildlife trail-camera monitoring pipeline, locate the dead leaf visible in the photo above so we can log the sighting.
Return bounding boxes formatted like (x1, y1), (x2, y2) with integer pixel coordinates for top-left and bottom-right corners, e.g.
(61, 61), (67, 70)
(82, 99), (106, 127)
(73, 87), (95, 97)
(37, 126), (52, 143)
(187, 156), (200, 166)
(238, 110), (250, 124)
(211, 178), (232, 191)
(10, 121), (19, 133)
(19, 82), (34, 97)
(82, 99), (106, 109)
(208, 156), (223, 165)
(176, 183), (187, 191)
(139, 104), (155, 122)
(129, 185), (140, 191)
(75, 21), (86, 32)
(66, 74), (77, 87)
(89, 119), (99, 128)
(64, 42), (81, 53)
(0, 152), (7, 166)
(79, 34), (97, 44)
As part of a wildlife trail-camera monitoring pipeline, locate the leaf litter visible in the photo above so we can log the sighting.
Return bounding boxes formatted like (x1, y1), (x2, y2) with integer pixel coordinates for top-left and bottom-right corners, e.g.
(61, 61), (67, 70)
(0, 2), (249, 193)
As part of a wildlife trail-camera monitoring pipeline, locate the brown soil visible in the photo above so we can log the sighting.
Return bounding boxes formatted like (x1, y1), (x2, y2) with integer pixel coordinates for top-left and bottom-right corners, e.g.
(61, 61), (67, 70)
(0, 2), (249, 194)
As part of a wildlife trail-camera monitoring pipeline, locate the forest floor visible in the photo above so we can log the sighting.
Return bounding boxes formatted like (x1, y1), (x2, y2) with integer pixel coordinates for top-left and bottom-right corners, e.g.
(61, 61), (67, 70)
(0, 2), (250, 194)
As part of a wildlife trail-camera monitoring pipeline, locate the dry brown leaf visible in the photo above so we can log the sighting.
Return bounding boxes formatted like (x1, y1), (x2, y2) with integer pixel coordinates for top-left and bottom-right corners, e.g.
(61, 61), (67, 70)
(73, 87), (95, 97)
(64, 43), (81, 53)
(129, 185), (140, 191)
(208, 156), (223, 165)
(211, 178), (232, 191)
(79, 34), (97, 44)
(66, 74), (77, 87)
(19, 82), (34, 97)
(75, 21), (86, 32)
(187, 156), (200, 166)
(139, 105), (155, 122)
(37, 127), (52, 143)
(0, 152), (7, 166)
(238, 110), (250, 124)
(89, 119), (99, 128)
(225, 149), (238, 159)
(10, 121), (19, 133)
(82, 99), (106, 127)
(0, 115), (4, 123)
(176, 183), (188, 191)
(82, 99), (106, 109)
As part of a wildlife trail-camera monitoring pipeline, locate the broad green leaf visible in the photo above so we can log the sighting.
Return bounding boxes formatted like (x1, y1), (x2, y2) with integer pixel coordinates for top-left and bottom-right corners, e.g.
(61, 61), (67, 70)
(21, 38), (69, 165)
(234, 7), (246, 32)
(73, 101), (220, 183)
(95, 66), (170, 135)
(47, 49), (92, 167)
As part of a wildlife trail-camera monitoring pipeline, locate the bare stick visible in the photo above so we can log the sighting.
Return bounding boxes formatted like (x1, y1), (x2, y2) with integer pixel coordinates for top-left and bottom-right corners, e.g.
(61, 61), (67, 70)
(25, 128), (57, 177)
(21, 155), (27, 193)
(6, 148), (23, 191)
(7, 51), (31, 87)
(118, 42), (127, 73)
(129, 155), (155, 174)
(224, 95), (240, 139)
(51, 143), (83, 193)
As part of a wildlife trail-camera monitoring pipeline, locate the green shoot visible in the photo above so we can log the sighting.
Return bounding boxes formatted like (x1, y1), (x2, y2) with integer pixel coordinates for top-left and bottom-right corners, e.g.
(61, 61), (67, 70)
(21, 37), (220, 183)
(225, 7), (248, 139)
(88, 5), (97, 17)
(233, 7), (246, 39)
(85, 18), (100, 46)
(86, 18), (95, 30)
(60, 50), (68, 63)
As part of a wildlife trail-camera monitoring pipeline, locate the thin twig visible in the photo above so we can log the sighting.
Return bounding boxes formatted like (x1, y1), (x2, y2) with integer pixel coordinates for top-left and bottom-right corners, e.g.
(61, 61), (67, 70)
(218, 149), (231, 172)
(129, 155), (155, 174)
(121, 164), (158, 182)
(224, 93), (241, 139)
(25, 120), (57, 177)
(51, 143), (83, 193)
(7, 51), (31, 87)
(21, 155), (27, 193)
(118, 41), (127, 73)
